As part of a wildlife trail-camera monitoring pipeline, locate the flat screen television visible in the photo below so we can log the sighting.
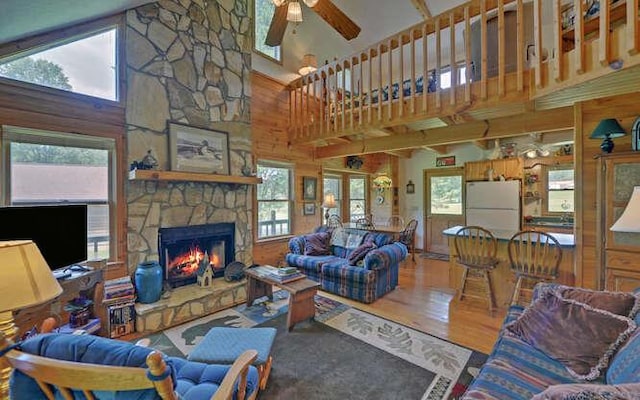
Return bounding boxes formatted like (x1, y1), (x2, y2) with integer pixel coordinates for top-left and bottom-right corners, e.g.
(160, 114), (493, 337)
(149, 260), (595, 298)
(0, 204), (88, 271)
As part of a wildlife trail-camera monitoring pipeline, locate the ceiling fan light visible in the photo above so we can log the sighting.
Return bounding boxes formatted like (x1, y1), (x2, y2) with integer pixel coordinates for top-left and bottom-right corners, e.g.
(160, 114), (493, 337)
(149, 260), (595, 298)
(303, 0), (319, 7)
(298, 54), (318, 75)
(287, 1), (303, 23)
(272, 0), (286, 6)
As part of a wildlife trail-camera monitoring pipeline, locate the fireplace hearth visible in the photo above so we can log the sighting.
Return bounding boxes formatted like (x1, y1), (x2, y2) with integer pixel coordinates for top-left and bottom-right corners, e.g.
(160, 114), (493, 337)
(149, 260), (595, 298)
(158, 223), (235, 288)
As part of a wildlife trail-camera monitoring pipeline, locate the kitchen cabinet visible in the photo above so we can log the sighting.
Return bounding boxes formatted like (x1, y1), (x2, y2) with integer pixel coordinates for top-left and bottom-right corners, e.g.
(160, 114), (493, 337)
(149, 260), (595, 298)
(464, 157), (523, 182)
(598, 153), (640, 290)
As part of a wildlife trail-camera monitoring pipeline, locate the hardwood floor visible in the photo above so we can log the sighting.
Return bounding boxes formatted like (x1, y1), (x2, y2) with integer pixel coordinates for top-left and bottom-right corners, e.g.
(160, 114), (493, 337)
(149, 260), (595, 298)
(320, 255), (506, 354)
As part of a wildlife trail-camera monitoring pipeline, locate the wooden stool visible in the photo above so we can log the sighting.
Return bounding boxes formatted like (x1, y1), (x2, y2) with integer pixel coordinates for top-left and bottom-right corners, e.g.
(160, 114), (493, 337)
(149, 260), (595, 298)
(454, 226), (500, 311)
(188, 327), (276, 390)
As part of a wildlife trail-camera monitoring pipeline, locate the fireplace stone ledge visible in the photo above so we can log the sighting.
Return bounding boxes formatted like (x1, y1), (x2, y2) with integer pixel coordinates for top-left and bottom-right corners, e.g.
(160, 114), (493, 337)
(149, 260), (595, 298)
(135, 280), (246, 335)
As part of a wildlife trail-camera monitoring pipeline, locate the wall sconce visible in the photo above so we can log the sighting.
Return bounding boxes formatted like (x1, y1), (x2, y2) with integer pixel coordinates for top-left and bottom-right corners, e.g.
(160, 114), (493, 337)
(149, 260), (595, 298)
(406, 180), (415, 194)
(590, 118), (626, 153)
(610, 186), (640, 232)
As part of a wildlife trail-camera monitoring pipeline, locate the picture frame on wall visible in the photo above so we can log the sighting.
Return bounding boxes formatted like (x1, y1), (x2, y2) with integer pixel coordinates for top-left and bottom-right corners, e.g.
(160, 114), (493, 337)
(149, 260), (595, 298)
(303, 202), (316, 215)
(303, 177), (317, 200)
(169, 122), (230, 174)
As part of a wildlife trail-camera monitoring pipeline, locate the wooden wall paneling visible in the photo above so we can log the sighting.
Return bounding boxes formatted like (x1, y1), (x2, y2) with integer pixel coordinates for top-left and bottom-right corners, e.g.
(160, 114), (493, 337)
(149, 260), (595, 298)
(516, 0), (524, 91)
(627, 0), (640, 55)
(481, 0), (489, 99)
(574, 0), (585, 74)
(599, 0), (612, 66)
(450, 12), (457, 107)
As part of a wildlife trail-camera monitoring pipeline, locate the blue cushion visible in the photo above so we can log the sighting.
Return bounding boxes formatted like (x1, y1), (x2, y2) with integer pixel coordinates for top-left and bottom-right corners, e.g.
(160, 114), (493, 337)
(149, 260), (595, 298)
(188, 327), (276, 366)
(170, 358), (259, 400)
(607, 328), (640, 384)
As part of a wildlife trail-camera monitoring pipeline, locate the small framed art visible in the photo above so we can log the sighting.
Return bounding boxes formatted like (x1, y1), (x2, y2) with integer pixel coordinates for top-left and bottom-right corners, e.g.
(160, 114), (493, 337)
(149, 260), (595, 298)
(303, 202), (316, 215)
(303, 177), (317, 200)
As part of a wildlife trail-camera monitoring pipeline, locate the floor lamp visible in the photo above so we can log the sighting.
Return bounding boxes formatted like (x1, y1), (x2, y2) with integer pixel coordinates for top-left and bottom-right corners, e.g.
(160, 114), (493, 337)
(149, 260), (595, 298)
(610, 186), (640, 233)
(0, 240), (63, 397)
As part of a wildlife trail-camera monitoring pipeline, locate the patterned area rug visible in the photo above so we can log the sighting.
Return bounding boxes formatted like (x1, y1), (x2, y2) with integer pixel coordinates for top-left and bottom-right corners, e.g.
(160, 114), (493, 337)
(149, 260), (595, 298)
(140, 292), (485, 399)
(421, 252), (450, 262)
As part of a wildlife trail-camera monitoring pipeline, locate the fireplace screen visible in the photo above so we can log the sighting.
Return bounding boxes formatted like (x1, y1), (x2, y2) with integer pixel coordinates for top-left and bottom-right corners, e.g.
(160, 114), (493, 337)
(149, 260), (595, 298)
(159, 223), (235, 288)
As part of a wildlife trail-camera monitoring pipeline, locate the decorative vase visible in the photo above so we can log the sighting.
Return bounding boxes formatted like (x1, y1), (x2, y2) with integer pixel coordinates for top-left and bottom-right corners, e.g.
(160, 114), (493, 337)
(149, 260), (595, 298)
(135, 261), (163, 304)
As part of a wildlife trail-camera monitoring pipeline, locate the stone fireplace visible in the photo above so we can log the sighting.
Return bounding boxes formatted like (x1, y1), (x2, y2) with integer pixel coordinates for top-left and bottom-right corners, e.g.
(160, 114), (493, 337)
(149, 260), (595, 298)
(159, 222), (235, 287)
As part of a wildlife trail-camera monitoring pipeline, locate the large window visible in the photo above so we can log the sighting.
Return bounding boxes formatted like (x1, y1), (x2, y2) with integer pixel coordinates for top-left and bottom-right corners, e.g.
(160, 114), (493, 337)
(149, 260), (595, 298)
(2, 126), (115, 260)
(254, 0), (282, 62)
(257, 162), (292, 238)
(0, 28), (118, 101)
(323, 175), (342, 219)
(349, 176), (366, 221)
(547, 167), (574, 213)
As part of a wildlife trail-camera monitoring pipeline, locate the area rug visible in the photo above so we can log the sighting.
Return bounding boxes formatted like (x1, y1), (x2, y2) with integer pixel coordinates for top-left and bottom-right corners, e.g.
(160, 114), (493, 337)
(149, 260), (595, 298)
(421, 252), (450, 262)
(140, 292), (486, 399)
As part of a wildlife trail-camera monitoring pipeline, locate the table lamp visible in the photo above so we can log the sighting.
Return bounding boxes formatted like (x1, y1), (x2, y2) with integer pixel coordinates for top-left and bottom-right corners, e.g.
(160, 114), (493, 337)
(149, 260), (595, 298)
(610, 186), (640, 232)
(0, 240), (63, 397)
(590, 118), (626, 153)
(322, 193), (336, 225)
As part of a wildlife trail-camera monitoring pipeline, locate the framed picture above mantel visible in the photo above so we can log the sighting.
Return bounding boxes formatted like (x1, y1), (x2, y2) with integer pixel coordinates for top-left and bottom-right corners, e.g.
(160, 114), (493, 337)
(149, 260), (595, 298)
(169, 122), (230, 175)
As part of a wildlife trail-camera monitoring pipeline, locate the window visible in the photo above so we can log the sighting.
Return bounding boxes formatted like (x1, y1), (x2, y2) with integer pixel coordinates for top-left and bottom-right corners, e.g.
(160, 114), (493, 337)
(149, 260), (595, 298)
(257, 162), (292, 238)
(439, 65), (467, 89)
(323, 175), (342, 219)
(0, 28), (118, 101)
(547, 167), (574, 213)
(254, 0), (282, 62)
(430, 175), (463, 215)
(349, 176), (366, 221)
(2, 126), (115, 260)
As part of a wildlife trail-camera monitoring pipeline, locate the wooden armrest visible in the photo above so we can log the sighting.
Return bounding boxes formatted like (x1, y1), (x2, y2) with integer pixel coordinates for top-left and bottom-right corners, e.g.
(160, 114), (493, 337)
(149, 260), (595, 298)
(212, 349), (258, 400)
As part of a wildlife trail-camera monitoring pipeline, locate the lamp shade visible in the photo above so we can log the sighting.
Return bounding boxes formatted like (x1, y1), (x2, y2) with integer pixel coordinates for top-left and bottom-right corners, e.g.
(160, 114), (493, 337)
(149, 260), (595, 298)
(0, 240), (62, 312)
(611, 186), (640, 232)
(271, 0), (286, 6)
(287, 1), (303, 22)
(590, 118), (626, 139)
(303, 0), (319, 6)
(322, 193), (336, 208)
(298, 54), (318, 75)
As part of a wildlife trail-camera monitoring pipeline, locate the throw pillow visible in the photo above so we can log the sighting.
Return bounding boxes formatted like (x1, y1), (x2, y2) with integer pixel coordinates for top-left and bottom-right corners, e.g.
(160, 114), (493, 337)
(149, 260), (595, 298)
(554, 285), (640, 319)
(347, 242), (377, 266)
(505, 291), (636, 381)
(303, 232), (331, 256)
(531, 383), (640, 400)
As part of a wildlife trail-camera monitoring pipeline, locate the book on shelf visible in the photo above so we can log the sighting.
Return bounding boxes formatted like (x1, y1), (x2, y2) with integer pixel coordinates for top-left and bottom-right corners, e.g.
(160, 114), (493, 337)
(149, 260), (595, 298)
(104, 275), (135, 303)
(107, 301), (135, 338)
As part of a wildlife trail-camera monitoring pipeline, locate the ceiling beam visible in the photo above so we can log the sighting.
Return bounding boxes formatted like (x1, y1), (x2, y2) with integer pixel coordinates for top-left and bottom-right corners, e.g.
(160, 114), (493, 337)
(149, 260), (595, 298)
(385, 149), (414, 158)
(410, 0), (432, 19)
(426, 145), (449, 154)
(472, 140), (489, 150)
(314, 107), (574, 159)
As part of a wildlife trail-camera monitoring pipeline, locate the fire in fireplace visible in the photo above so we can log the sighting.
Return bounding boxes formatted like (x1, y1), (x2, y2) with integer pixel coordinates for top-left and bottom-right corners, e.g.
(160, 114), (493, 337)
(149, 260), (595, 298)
(158, 223), (235, 288)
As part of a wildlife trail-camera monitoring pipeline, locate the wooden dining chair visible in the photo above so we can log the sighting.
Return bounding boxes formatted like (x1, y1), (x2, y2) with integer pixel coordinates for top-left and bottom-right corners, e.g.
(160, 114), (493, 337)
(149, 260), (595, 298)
(454, 226), (500, 311)
(326, 214), (343, 229)
(508, 230), (562, 306)
(355, 215), (375, 230)
(398, 219), (418, 261)
(387, 215), (405, 228)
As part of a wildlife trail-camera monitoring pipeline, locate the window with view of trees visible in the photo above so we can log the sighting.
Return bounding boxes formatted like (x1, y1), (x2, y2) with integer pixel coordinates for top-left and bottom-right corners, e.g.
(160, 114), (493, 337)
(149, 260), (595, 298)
(257, 162), (292, 238)
(430, 175), (463, 215)
(547, 167), (574, 213)
(323, 175), (342, 219)
(2, 126), (115, 260)
(0, 28), (117, 100)
(349, 176), (366, 221)
(254, 0), (282, 62)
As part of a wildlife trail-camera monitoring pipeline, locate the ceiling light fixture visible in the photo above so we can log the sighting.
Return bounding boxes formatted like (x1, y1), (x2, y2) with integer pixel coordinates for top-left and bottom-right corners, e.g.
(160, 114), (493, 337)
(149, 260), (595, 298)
(304, 0), (319, 6)
(298, 54), (318, 75)
(287, 1), (303, 23)
(272, 0), (286, 6)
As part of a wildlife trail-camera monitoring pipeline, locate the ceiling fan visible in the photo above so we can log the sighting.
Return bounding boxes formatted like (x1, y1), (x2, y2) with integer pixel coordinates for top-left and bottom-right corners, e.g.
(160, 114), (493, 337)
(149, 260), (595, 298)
(265, 0), (361, 47)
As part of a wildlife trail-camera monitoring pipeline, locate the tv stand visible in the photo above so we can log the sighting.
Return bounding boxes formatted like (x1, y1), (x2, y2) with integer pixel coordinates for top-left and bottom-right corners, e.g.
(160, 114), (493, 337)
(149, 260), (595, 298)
(14, 267), (105, 336)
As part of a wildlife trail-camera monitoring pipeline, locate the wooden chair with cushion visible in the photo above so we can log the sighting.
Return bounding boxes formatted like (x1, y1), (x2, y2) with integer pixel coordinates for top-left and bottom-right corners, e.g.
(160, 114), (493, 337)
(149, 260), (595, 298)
(1, 332), (259, 400)
(454, 226), (500, 311)
(398, 219), (418, 262)
(508, 230), (562, 306)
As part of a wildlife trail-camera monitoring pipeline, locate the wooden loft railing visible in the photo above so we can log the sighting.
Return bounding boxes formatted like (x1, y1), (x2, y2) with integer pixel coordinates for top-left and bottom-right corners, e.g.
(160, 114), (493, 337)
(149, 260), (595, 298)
(287, 0), (640, 149)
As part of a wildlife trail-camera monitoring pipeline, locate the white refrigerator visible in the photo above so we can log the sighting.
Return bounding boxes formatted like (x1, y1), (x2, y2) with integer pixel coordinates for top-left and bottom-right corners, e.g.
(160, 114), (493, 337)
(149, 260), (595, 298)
(466, 181), (521, 231)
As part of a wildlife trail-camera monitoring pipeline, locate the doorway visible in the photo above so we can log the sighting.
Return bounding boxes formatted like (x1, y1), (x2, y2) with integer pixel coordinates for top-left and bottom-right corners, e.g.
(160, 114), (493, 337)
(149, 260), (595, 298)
(424, 167), (465, 254)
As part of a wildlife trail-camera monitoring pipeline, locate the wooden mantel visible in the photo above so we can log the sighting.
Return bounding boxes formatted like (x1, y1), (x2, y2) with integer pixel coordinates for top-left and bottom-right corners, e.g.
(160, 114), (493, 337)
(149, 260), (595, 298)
(129, 169), (263, 185)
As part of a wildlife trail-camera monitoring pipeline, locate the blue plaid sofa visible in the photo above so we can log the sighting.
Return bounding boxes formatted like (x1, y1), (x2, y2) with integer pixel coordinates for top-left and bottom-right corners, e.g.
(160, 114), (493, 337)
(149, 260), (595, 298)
(462, 284), (640, 399)
(285, 227), (407, 303)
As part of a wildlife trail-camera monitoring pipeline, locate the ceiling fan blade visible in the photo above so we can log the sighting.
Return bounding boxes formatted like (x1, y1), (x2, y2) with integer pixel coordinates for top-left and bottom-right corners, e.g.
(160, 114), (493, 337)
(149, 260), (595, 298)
(311, 0), (361, 41)
(265, 4), (288, 47)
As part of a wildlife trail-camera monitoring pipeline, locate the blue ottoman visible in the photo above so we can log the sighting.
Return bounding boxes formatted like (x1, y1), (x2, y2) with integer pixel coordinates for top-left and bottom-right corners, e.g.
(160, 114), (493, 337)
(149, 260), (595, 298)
(187, 327), (276, 390)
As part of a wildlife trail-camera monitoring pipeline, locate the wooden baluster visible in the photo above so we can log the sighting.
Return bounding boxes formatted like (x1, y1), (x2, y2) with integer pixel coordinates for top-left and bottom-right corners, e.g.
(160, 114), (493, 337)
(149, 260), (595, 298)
(435, 17), (442, 110)
(289, 88), (294, 141)
(358, 54), (363, 127)
(378, 43), (383, 122)
(388, 38), (393, 121)
(480, 0), (488, 99)
(534, 0), (543, 88)
(464, 6), (471, 103)
(423, 22), (429, 112)
(574, 0), (584, 74)
(341, 61), (346, 132)
(305, 75), (310, 137)
(600, 0), (612, 66)
(553, 0), (563, 82)
(399, 33), (404, 118)
(299, 80), (304, 137)
(411, 29), (416, 114)
(516, 0), (524, 92)
(293, 85), (298, 138)
(498, 0), (505, 97)
(320, 71), (326, 137)
(368, 49), (373, 125)
(450, 12), (457, 106)
(350, 59), (355, 131)
(312, 73), (317, 137)
(627, 0), (640, 54)
(333, 67), (338, 133)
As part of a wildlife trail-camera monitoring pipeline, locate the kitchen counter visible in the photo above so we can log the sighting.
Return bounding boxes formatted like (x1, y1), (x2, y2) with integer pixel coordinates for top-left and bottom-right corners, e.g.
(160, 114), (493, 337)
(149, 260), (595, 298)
(443, 226), (576, 308)
(442, 226), (575, 247)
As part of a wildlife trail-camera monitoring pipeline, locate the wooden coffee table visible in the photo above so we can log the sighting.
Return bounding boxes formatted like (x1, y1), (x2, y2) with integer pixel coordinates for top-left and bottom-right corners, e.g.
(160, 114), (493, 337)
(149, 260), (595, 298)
(245, 268), (320, 331)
